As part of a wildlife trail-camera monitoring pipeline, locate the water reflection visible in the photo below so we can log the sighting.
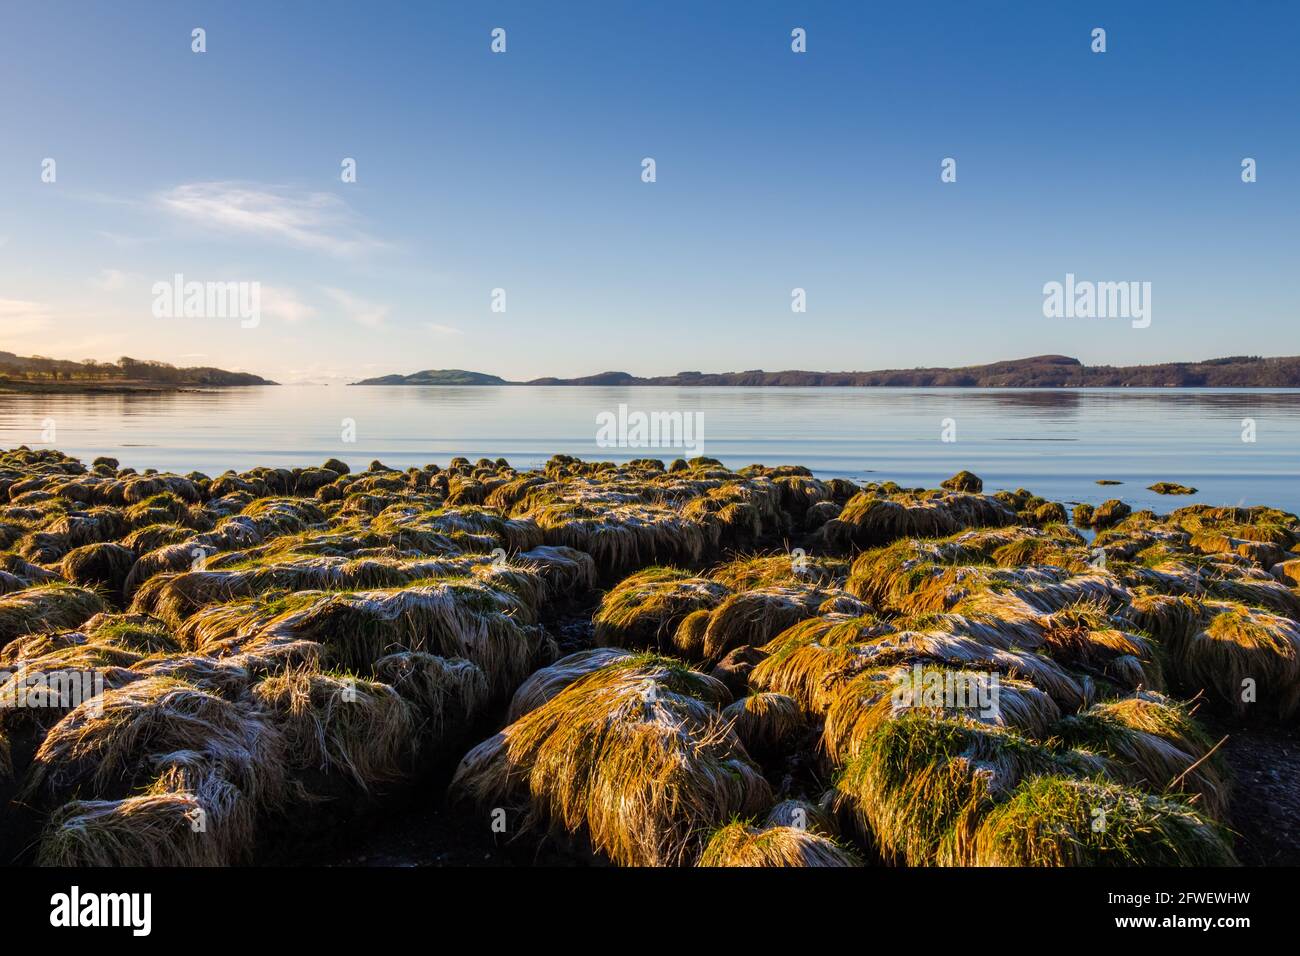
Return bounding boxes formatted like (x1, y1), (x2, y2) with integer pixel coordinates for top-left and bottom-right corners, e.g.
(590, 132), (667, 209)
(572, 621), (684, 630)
(2, 386), (1298, 513)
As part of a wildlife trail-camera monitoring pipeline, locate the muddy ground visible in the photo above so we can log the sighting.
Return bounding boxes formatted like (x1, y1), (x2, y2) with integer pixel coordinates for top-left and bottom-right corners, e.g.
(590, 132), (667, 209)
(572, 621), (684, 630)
(1217, 720), (1300, 866)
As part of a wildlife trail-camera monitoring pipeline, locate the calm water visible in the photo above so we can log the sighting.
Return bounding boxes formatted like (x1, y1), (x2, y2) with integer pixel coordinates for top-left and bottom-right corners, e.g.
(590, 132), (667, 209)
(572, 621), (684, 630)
(2, 386), (1299, 514)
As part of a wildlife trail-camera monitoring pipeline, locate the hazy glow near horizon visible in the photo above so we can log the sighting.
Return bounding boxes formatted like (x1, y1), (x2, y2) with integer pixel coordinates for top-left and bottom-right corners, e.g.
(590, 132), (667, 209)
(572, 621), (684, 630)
(1, 2), (1297, 383)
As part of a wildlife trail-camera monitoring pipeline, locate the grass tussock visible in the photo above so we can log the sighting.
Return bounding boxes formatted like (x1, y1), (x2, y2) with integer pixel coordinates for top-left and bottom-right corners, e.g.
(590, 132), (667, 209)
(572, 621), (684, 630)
(248, 581), (545, 696)
(251, 669), (415, 794)
(506, 647), (635, 722)
(721, 691), (804, 754)
(59, 542), (136, 600)
(450, 654), (768, 866)
(698, 821), (860, 867)
(764, 798), (839, 836)
(830, 492), (1018, 550)
(832, 713), (1103, 866)
(700, 586), (826, 664)
(0, 584), (107, 649)
(37, 787), (240, 867)
(3, 446), (1296, 866)
(24, 677), (286, 812)
(970, 776), (1235, 866)
(1176, 603), (1300, 719)
(373, 651), (488, 739)
(1054, 692), (1227, 818)
(593, 568), (730, 653)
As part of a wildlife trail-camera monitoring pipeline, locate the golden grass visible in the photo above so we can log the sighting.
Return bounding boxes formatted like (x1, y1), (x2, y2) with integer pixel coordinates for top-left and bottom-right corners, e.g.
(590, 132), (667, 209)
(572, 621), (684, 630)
(700, 586), (825, 663)
(530, 501), (716, 571)
(373, 651), (488, 739)
(832, 713), (1098, 866)
(450, 654), (769, 866)
(0, 584), (107, 649)
(1040, 603), (1166, 692)
(969, 776), (1235, 866)
(763, 798), (839, 836)
(833, 492), (1017, 549)
(721, 691), (804, 754)
(1175, 603), (1300, 718)
(748, 615), (894, 714)
(59, 542), (136, 599)
(821, 664), (1063, 765)
(252, 669), (416, 793)
(708, 553), (848, 590)
(37, 786), (242, 867)
(506, 647), (635, 722)
(246, 581), (545, 696)
(698, 821), (860, 867)
(5, 447), (1299, 866)
(1055, 692), (1227, 818)
(593, 567), (730, 652)
(25, 677), (286, 810)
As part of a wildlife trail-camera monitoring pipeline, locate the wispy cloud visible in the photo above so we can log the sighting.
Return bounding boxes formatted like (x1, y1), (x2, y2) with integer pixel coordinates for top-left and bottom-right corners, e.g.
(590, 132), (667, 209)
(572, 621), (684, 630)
(91, 268), (136, 292)
(0, 299), (55, 337)
(156, 181), (385, 258)
(261, 286), (316, 324)
(323, 287), (388, 327)
(98, 230), (160, 248)
(426, 322), (463, 336)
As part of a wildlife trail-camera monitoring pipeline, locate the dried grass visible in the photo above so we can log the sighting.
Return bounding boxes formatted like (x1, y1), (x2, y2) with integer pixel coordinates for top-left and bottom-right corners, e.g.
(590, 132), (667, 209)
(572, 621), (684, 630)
(450, 654), (770, 866)
(698, 821), (860, 867)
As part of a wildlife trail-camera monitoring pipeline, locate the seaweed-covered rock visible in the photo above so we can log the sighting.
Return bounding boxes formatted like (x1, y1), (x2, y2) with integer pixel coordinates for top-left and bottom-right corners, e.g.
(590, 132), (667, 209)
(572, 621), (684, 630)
(941, 471), (983, 493)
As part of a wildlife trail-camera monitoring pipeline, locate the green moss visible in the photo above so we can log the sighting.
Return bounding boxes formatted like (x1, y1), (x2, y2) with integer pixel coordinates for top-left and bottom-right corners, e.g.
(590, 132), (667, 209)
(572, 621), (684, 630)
(972, 776), (1236, 866)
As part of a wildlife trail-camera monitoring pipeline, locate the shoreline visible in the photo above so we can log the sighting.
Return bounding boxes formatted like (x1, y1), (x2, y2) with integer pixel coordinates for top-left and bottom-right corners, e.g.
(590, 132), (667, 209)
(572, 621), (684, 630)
(10, 381), (1300, 393)
(348, 382), (1300, 390)
(0, 378), (269, 396)
(350, 354), (1300, 388)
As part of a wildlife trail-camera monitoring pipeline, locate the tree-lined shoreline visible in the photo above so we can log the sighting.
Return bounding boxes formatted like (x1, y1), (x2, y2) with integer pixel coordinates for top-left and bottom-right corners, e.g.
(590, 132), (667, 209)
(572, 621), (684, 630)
(7, 352), (1300, 394)
(352, 354), (1300, 388)
(0, 352), (275, 394)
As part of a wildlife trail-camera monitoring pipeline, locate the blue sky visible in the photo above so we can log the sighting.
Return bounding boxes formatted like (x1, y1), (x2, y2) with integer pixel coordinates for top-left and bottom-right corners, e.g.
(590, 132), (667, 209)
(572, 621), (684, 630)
(1, 1), (1296, 382)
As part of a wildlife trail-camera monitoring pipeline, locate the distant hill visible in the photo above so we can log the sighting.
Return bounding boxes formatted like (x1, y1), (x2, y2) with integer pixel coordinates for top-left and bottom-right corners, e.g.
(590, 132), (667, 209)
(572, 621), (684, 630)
(0, 352), (275, 392)
(352, 369), (510, 386)
(351, 355), (1300, 388)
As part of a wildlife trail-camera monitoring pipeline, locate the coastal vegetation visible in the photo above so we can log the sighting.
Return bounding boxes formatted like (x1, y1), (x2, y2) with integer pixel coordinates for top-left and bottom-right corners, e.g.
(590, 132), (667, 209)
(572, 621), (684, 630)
(352, 354), (1300, 388)
(11, 351), (1299, 394)
(0, 352), (274, 393)
(0, 446), (1297, 867)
